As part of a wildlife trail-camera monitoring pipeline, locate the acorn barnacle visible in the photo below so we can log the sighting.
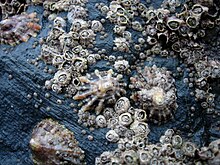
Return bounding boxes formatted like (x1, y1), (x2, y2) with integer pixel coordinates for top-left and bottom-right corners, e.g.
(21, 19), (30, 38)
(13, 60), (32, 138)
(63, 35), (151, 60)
(74, 69), (126, 115)
(166, 17), (184, 31)
(129, 65), (178, 124)
(30, 119), (85, 165)
(0, 12), (41, 46)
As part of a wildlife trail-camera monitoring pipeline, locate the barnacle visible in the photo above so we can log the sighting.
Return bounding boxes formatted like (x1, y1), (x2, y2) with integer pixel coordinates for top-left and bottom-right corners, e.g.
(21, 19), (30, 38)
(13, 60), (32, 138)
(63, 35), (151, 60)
(67, 5), (87, 23)
(30, 119), (85, 165)
(166, 17), (184, 31)
(130, 65), (178, 124)
(0, 0), (27, 19)
(74, 69), (126, 115)
(0, 12), (41, 46)
(114, 37), (130, 52)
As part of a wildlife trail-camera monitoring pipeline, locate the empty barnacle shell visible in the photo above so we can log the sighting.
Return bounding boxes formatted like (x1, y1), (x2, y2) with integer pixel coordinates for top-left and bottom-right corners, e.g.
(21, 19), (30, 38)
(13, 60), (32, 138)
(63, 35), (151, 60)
(172, 41), (181, 52)
(157, 31), (169, 44)
(134, 109), (147, 122)
(145, 9), (157, 21)
(121, 150), (138, 164)
(172, 135), (183, 148)
(137, 3), (147, 11)
(99, 151), (112, 164)
(114, 124), (128, 137)
(53, 70), (72, 86)
(106, 130), (120, 142)
(0, 12), (41, 46)
(166, 17), (184, 31)
(164, 129), (175, 137)
(131, 21), (143, 31)
(79, 29), (96, 46)
(182, 142), (197, 157)
(147, 36), (158, 45)
(138, 150), (151, 164)
(186, 15), (200, 28)
(114, 97), (131, 115)
(95, 115), (107, 128)
(156, 20), (166, 32)
(117, 15), (129, 26)
(53, 17), (66, 28)
(113, 25), (126, 34)
(130, 121), (150, 136)
(119, 112), (133, 126)
(87, 54), (97, 65)
(74, 69), (126, 115)
(91, 20), (103, 32)
(178, 24), (190, 37)
(161, 143), (173, 156)
(191, 4), (209, 16)
(30, 119), (85, 165)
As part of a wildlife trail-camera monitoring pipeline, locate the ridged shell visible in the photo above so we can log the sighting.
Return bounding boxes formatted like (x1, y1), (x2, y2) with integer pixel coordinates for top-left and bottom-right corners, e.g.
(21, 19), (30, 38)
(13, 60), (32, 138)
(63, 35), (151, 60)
(130, 65), (178, 124)
(30, 119), (85, 165)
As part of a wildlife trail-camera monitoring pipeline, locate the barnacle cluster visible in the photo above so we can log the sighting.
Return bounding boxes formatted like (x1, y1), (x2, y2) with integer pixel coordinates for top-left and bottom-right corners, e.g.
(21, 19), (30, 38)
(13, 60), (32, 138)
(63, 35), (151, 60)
(30, 118), (85, 165)
(26, 0), (220, 164)
(96, 128), (220, 165)
(0, 0), (28, 20)
(0, 12), (41, 46)
(193, 59), (220, 113)
(129, 65), (177, 124)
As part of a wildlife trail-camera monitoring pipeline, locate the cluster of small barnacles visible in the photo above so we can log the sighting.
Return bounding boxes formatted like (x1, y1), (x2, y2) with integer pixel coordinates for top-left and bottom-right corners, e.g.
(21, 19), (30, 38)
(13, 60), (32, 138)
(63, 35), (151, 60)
(193, 59), (220, 114)
(96, 128), (220, 165)
(96, 0), (219, 60)
(0, 0), (28, 20)
(22, 0), (219, 164)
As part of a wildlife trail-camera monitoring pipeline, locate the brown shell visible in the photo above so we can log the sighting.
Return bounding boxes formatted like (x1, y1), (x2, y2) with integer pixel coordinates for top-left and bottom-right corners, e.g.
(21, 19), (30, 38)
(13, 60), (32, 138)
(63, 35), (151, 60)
(0, 12), (41, 46)
(30, 118), (85, 165)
